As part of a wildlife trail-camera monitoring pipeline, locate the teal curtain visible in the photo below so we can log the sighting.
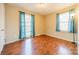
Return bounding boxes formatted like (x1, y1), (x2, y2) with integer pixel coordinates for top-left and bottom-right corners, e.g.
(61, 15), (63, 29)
(72, 18), (76, 33)
(68, 10), (73, 32)
(31, 15), (35, 37)
(68, 9), (76, 33)
(56, 14), (60, 32)
(19, 11), (26, 39)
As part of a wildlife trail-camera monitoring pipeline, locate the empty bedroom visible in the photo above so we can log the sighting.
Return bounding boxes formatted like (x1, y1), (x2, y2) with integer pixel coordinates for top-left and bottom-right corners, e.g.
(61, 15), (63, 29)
(0, 3), (79, 55)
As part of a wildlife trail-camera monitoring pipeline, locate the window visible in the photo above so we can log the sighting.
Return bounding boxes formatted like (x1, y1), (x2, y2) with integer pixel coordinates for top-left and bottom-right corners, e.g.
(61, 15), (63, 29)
(25, 14), (32, 37)
(59, 12), (69, 31)
(56, 10), (76, 33)
(19, 11), (35, 39)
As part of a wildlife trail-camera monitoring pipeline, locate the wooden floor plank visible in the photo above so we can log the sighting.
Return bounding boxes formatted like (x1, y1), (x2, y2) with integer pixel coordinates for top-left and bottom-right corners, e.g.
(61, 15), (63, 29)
(1, 35), (78, 55)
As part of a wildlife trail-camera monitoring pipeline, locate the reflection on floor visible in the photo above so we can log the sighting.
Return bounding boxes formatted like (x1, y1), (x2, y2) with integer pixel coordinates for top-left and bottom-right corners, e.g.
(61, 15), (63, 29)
(1, 35), (78, 55)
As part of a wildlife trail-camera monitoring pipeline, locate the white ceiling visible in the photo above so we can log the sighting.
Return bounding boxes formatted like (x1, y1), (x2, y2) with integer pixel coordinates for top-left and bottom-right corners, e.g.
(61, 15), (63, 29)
(9, 3), (75, 15)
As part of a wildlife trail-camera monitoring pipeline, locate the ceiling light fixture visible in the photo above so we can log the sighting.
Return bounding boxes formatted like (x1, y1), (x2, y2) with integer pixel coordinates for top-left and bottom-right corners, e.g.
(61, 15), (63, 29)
(39, 3), (47, 7)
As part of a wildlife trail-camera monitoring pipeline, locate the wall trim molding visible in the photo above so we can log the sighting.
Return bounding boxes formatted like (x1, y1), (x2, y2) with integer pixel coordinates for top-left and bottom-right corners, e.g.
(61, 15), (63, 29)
(45, 34), (73, 42)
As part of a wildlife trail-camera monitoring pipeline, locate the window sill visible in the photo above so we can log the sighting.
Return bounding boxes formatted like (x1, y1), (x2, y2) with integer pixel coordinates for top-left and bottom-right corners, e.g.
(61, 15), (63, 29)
(56, 31), (75, 34)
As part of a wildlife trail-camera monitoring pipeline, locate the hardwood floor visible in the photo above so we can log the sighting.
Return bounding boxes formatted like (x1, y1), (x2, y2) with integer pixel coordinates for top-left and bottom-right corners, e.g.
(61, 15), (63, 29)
(1, 35), (78, 55)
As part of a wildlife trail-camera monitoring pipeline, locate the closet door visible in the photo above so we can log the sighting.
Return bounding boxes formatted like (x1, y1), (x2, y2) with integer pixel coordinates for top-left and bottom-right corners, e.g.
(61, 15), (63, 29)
(0, 3), (5, 54)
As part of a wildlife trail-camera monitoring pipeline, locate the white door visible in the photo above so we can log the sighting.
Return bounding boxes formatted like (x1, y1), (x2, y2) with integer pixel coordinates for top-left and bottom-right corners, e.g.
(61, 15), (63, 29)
(0, 3), (5, 54)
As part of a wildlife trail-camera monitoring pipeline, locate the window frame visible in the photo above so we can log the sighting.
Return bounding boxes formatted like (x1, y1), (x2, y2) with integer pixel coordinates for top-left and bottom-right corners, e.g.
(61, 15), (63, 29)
(56, 9), (75, 33)
(58, 11), (70, 32)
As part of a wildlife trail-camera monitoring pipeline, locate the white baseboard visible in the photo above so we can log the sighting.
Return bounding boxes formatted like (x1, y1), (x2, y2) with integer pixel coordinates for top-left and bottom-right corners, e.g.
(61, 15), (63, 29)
(45, 34), (73, 42)
(5, 39), (19, 45)
(35, 34), (45, 36)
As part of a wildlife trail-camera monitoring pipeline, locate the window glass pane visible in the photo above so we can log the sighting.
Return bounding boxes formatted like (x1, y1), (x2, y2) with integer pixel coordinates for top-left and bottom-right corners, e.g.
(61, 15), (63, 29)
(59, 12), (69, 31)
(25, 14), (32, 37)
(60, 23), (68, 31)
(59, 12), (69, 22)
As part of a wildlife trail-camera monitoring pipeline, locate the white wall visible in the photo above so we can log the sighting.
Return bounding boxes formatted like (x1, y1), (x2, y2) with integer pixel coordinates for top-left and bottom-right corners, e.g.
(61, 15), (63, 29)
(5, 4), (19, 44)
(35, 15), (45, 36)
(0, 3), (5, 54)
